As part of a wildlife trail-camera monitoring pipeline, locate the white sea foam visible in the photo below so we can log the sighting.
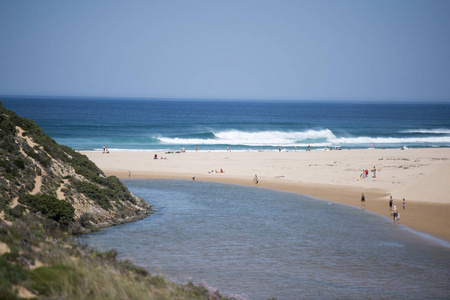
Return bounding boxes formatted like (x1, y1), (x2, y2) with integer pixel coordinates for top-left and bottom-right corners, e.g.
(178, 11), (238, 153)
(401, 129), (450, 134)
(330, 136), (450, 145)
(158, 129), (335, 146)
(158, 129), (450, 147)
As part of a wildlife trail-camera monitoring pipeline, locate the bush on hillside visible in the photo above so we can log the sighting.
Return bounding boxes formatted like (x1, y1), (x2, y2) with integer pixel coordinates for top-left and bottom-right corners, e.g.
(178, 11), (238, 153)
(18, 194), (75, 225)
(73, 181), (113, 210)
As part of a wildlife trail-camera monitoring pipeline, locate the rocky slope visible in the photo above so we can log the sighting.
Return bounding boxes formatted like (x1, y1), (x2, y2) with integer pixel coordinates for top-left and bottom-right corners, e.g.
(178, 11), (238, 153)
(0, 101), (152, 232)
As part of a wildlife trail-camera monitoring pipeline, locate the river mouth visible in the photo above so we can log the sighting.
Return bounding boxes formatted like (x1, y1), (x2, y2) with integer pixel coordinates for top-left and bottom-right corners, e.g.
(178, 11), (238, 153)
(79, 179), (450, 300)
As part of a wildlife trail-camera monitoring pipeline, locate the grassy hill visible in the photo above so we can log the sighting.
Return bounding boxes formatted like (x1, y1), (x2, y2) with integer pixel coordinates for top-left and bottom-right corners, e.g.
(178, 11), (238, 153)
(0, 101), (232, 299)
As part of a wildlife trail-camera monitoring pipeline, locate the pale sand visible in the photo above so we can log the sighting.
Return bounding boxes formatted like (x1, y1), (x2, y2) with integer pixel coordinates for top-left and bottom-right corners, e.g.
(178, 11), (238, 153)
(84, 148), (450, 241)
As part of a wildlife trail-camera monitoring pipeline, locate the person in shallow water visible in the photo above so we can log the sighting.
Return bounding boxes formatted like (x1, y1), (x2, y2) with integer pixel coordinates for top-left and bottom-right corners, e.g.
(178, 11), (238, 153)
(361, 193), (365, 206)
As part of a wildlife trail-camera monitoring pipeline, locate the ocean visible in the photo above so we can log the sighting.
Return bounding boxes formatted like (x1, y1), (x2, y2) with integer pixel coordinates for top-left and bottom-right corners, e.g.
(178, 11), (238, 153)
(2, 97), (450, 152)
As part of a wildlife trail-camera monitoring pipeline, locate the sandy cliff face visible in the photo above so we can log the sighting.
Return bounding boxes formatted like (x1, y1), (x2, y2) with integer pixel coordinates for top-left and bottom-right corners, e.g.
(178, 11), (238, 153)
(0, 101), (152, 231)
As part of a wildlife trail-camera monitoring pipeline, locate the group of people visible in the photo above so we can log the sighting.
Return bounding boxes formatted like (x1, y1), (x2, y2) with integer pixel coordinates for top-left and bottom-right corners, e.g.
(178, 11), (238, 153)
(102, 145), (109, 154)
(389, 196), (406, 223)
(361, 166), (376, 178)
(361, 194), (406, 224)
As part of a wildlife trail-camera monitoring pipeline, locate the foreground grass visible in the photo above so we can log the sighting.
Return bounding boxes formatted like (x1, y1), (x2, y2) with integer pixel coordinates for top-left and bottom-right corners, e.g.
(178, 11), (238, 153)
(0, 215), (232, 299)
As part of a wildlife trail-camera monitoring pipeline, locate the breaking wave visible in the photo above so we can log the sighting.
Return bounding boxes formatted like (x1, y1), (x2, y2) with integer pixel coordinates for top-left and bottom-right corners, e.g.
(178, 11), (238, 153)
(157, 129), (450, 148)
(401, 129), (450, 134)
(158, 129), (335, 146)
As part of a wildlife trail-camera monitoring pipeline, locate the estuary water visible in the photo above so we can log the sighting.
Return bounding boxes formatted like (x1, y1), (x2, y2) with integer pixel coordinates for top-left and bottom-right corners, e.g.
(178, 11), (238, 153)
(79, 180), (450, 300)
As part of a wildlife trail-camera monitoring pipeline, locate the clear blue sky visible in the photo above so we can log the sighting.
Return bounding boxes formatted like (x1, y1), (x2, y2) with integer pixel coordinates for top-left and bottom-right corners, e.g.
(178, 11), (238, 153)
(1, 0), (449, 101)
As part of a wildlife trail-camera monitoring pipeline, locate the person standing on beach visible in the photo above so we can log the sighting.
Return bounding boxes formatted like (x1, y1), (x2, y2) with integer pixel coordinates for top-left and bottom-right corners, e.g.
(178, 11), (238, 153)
(128, 170), (131, 178)
(402, 198), (406, 210)
(372, 166), (376, 178)
(389, 196), (393, 211)
(361, 193), (365, 206)
(393, 205), (399, 223)
(103, 145), (106, 153)
(253, 175), (258, 184)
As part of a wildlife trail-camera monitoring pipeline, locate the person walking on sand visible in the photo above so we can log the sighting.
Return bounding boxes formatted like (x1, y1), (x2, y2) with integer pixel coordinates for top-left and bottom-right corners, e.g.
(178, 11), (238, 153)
(372, 166), (376, 178)
(389, 196), (393, 211)
(253, 175), (259, 184)
(402, 198), (406, 210)
(361, 193), (365, 206)
(393, 205), (399, 223)
(128, 170), (131, 178)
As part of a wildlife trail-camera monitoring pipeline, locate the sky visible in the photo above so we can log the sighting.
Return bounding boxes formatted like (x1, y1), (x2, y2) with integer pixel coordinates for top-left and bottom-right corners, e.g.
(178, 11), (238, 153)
(0, 0), (449, 101)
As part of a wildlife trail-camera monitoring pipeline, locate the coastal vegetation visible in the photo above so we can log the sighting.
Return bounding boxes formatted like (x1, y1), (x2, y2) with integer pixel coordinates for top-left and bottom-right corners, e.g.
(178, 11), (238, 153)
(0, 101), (232, 299)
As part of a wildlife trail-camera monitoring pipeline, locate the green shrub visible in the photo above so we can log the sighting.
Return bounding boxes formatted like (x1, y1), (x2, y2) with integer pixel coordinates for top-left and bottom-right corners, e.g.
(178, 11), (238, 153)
(18, 194), (75, 225)
(6, 205), (25, 219)
(12, 159), (25, 170)
(73, 181), (113, 210)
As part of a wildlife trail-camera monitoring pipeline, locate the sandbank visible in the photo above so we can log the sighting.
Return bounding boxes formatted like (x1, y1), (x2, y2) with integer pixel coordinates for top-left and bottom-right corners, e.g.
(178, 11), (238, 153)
(84, 148), (450, 242)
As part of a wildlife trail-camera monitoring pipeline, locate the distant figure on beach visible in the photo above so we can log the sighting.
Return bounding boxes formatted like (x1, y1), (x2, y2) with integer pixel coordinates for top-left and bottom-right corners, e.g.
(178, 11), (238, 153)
(389, 196), (393, 211)
(220, 168), (224, 173)
(294, 146), (297, 151)
(105, 147), (109, 154)
(397, 213), (400, 223)
(372, 166), (376, 178)
(402, 198), (406, 210)
(195, 146), (198, 152)
(128, 170), (131, 178)
(393, 205), (399, 223)
(154, 154), (158, 159)
(253, 175), (258, 184)
(192, 176), (195, 181)
(361, 193), (365, 206)
(365, 169), (368, 177)
(307, 145), (311, 151)
(103, 145), (106, 153)
(371, 143), (374, 149)
(279, 147), (281, 152)
(181, 146), (185, 153)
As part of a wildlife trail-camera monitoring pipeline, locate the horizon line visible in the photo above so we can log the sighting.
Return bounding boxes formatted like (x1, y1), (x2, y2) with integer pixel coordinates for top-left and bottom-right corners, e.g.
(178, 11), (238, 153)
(1, 94), (449, 104)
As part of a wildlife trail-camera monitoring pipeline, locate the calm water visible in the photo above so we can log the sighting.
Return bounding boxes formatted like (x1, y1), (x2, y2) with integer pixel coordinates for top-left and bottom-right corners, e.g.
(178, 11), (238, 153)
(2, 97), (450, 151)
(79, 180), (450, 300)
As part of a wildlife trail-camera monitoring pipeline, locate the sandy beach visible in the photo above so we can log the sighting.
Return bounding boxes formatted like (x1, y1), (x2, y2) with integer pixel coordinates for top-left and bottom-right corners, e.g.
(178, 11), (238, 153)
(84, 148), (450, 242)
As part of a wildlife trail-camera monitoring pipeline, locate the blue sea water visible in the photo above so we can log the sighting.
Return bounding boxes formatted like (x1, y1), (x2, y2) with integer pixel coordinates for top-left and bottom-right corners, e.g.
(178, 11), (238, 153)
(2, 97), (450, 152)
